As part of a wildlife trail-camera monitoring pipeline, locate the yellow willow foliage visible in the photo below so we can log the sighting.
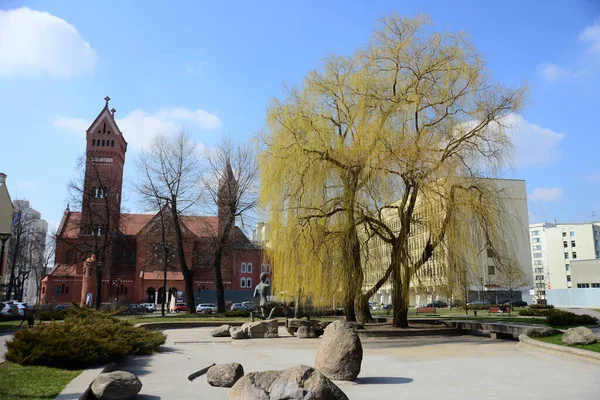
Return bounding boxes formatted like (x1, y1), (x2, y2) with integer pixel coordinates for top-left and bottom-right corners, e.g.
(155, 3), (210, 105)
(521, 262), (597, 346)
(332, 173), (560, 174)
(260, 14), (526, 309)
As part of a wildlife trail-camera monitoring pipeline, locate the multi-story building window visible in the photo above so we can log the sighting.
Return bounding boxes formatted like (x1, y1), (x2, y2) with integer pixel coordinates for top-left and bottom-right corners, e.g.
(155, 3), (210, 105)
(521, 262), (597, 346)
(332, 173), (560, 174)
(577, 283), (589, 288)
(567, 275), (571, 282)
(564, 252), (569, 259)
(572, 252), (577, 259)
(563, 241), (568, 248)
(534, 260), (543, 265)
(570, 231), (576, 237)
(533, 253), (542, 259)
(571, 240), (576, 247)
(531, 230), (540, 236)
(532, 245), (542, 251)
(531, 237), (541, 243)
(592, 283), (600, 288)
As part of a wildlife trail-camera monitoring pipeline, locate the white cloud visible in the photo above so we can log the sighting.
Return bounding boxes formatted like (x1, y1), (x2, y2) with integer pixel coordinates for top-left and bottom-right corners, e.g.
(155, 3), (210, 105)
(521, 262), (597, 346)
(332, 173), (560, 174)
(0, 7), (97, 77)
(529, 187), (563, 202)
(538, 19), (600, 82)
(579, 18), (600, 55)
(503, 114), (565, 168)
(537, 63), (584, 82)
(53, 117), (90, 135)
(54, 107), (221, 149)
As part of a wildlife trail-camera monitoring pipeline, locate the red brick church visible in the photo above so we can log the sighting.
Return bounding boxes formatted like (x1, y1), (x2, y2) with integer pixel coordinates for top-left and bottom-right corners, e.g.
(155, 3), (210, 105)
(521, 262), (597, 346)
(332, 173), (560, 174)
(41, 98), (269, 306)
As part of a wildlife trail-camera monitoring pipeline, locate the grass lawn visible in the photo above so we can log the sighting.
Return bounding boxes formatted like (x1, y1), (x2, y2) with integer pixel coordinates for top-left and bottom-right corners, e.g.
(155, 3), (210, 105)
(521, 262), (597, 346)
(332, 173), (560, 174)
(533, 334), (600, 353)
(0, 362), (81, 400)
(0, 319), (23, 332)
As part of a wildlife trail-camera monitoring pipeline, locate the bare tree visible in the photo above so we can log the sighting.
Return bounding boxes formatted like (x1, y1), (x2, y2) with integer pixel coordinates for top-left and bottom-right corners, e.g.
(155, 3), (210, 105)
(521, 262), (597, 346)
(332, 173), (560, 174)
(5, 200), (47, 301)
(63, 154), (125, 308)
(201, 139), (259, 313)
(137, 132), (202, 313)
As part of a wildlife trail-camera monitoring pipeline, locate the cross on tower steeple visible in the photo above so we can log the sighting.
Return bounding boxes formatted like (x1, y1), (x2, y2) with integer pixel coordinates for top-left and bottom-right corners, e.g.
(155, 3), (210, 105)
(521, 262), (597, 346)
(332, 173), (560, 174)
(111, 108), (116, 116)
(104, 96), (111, 106)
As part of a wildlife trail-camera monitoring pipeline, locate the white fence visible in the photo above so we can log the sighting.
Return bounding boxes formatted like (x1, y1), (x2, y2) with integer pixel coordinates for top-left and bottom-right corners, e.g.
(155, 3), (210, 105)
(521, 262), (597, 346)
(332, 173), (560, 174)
(547, 288), (600, 308)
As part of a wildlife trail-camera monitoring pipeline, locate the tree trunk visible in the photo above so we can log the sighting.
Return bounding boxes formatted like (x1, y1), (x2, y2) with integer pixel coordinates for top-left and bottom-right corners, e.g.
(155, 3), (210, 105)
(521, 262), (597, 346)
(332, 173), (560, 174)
(343, 293), (357, 322)
(356, 294), (373, 324)
(213, 250), (226, 313)
(170, 199), (196, 313)
(94, 259), (102, 309)
(161, 258), (167, 316)
(183, 268), (196, 313)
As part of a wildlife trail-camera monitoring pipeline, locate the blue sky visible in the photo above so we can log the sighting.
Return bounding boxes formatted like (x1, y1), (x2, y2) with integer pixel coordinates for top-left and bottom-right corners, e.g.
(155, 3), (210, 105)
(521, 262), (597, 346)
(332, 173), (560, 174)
(0, 0), (599, 231)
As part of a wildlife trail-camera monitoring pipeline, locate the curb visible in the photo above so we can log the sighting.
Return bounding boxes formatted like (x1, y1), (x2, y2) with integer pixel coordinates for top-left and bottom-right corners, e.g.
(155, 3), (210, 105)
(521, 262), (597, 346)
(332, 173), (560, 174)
(517, 334), (600, 364)
(55, 363), (116, 400)
(136, 320), (287, 330)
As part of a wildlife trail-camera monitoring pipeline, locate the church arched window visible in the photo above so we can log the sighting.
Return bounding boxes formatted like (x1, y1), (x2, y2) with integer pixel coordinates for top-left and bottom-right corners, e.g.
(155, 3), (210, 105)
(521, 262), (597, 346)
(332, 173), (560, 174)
(92, 139), (96, 146)
(240, 277), (246, 288)
(241, 262), (246, 273)
(247, 263), (252, 273)
(247, 278), (252, 287)
(111, 140), (114, 147)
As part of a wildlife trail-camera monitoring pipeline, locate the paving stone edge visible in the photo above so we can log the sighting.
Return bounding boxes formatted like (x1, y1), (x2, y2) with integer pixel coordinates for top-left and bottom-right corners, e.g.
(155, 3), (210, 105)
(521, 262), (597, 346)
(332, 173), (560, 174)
(517, 334), (600, 364)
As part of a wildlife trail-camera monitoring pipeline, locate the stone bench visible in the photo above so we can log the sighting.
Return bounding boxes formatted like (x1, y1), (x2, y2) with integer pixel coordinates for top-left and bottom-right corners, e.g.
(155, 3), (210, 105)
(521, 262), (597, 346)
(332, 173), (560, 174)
(455, 321), (541, 340)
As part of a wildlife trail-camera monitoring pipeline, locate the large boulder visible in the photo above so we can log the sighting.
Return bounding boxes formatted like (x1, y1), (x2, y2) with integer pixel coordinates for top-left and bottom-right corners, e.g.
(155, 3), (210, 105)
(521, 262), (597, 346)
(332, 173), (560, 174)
(286, 318), (324, 337)
(207, 363), (245, 388)
(243, 320), (279, 338)
(211, 324), (232, 337)
(230, 326), (246, 339)
(269, 365), (348, 400)
(264, 319), (279, 338)
(315, 320), (362, 381)
(525, 326), (560, 338)
(297, 325), (317, 339)
(562, 326), (600, 345)
(91, 370), (142, 400)
(227, 370), (281, 400)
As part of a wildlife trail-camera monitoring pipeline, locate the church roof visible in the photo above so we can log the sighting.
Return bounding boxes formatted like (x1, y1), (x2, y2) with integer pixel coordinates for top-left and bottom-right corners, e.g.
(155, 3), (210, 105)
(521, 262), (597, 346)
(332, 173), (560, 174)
(58, 211), (220, 239)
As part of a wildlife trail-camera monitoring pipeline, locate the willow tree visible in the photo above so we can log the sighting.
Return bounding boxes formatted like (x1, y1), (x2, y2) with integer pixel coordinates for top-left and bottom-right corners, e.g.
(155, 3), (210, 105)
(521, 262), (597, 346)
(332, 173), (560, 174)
(261, 14), (525, 327)
(356, 15), (524, 327)
(260, 53), (377, 322)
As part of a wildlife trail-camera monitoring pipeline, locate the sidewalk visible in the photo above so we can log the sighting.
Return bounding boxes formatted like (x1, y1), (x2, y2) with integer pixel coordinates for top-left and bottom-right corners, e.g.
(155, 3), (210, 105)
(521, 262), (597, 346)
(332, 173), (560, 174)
(100, 327), (600, 400)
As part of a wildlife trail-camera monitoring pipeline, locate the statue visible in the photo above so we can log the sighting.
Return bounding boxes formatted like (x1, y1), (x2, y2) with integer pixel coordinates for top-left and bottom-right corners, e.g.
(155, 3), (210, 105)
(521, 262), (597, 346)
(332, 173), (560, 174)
(253, 272), (270, 318)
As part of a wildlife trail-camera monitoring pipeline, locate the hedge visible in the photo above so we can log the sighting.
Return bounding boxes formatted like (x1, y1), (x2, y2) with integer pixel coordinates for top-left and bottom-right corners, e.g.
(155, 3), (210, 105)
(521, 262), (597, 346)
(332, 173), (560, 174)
(6, 306), (165, 369)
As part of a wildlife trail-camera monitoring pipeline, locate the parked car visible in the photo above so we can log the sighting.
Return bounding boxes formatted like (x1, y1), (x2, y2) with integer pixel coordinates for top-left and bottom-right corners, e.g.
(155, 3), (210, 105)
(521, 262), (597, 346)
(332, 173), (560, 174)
(230, 303), (248, 310)
(55, 304), (73, 311)
(140, 303), (156, 312)
(467, 300), (490, 306)
(499, 299), (527, 307)
(172, 303), (188, 312)
(0, 302), (19, 319)
(241, 301), (258, 311)
(4, 301), (31, 317)
(426, 301), (448, 308)
(196, 303), (218, 314)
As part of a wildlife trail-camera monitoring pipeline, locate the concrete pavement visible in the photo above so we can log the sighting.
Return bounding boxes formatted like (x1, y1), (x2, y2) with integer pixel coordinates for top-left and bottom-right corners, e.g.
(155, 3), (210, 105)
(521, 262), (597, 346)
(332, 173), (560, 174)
(0, 332), (13, 362)
(111, 327), (600, 399)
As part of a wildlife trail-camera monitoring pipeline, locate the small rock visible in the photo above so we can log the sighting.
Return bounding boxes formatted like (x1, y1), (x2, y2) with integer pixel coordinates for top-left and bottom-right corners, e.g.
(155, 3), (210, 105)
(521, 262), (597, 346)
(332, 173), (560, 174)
(562, 326), (600, 345)
(230, 326), (246, 339)
(297, 325), (317, 339)
(269, 365), (348, 400)
(91, 370), (142, 400)
(207, 363), (244, 388)
(315, 320), (363, 381)
(211, 324), (232, 337)
(227, 370), (281, 400)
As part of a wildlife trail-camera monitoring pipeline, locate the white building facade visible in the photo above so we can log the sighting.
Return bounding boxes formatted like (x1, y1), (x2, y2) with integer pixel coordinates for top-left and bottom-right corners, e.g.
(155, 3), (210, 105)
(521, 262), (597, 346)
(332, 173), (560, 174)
(529, 221), (600, 303)
(2, 200), (48, 304)
(366, 178), (533, 306)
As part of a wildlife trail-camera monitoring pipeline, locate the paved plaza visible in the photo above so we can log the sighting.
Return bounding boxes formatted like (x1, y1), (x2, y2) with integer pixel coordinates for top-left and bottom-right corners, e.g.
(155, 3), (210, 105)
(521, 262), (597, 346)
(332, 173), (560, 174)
(107, 327), (600, 400)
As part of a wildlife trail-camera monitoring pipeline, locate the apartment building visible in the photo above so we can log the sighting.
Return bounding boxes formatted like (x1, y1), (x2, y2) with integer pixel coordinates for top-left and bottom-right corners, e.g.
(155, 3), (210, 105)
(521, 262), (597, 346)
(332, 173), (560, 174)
(529, 221), (600, 303)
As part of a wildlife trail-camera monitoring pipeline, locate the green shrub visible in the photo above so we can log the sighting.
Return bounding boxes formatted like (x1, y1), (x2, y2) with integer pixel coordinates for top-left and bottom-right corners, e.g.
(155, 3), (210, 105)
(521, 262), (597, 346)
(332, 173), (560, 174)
(546, 310), (598, 327)
(518, 307), (554, 317)
(6, 306), (165, 369)
(468, 304), (489, 311)
(224, 310), (250, 318)
(530, 304), (554, 310)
